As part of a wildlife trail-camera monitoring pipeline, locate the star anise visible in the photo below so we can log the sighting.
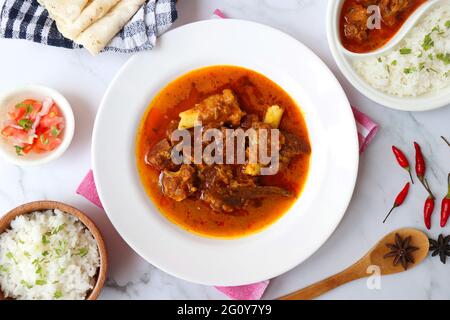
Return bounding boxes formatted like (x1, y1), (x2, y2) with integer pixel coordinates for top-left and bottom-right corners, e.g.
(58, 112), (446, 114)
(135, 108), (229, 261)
(429, 234), (450, 264)
(383, 233), (419, 270)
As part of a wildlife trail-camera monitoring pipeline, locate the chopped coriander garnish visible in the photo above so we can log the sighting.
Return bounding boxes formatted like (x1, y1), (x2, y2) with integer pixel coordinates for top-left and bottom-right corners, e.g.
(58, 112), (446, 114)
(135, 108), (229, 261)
(23, 251), (31, 258)
(428, 53), (433, 60)
(446, 20), (450, 29)
(0, 264), (8, 273)
(419, 62), (426, 71)
(422, 34), (434, 51)
(400, 48), (412, 54)
(6, 251), (17, 264)
(42, 250), (49, 256)
(404, 67), (417, 74)
(54, 290), (63, 299)
(18, 118), (32, 130)
(42, 234), (50, 245)
(40, 134), (49, 146)
(436, 53), (450, 65)
(58, 267), (65, 274)
(77, 247), (88, 257)
(35, 279), (47, 286)
(21, 280), (33, 289)
(50, 126), (60, 137)
(377, 57), (382, 63)
(51, 224), (65, 235)
(15, 145), (24, 156)
(391, 60), (397, 66)
(418, 52), (423, 58)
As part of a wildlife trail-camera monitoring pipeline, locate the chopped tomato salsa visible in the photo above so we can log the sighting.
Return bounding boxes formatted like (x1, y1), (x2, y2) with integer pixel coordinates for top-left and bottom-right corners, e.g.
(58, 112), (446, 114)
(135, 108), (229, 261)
(1, 98), (64, 156)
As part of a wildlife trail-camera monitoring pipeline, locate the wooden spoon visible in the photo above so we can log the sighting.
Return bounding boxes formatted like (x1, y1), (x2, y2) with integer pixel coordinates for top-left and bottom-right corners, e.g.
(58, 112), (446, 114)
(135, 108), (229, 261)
(279, 228), (429, 300)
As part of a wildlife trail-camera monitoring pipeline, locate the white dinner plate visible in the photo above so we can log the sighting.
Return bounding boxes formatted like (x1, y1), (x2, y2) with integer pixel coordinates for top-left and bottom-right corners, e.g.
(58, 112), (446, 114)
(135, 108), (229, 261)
(92, 19), (359, 286)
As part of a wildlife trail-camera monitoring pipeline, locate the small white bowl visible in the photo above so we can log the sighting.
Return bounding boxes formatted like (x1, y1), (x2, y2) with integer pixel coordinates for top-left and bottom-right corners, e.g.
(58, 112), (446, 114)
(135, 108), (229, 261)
(327, 0), (450, 111)
(0, 85), (75, 166)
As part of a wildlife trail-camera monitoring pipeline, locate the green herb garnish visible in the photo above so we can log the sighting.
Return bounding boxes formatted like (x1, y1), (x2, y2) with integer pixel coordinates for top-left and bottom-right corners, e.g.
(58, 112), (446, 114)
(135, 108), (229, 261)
(35, 279), (47, 286)
(77, 247), (88, 257)
(58, 267), (65, 274)
(42, 234), (50, 245)
(391, 60), (397, 66)
(15, 145), (24, 156)
(428, 53), (434, 60)
(422, 34), (434, 51)
(404, 67), (417, 74)
(0, 265), (8, 273)
(6, 251), (17, 264)
(50, 126), (60, 137)
(436, 53), (450, 65)
(23, 251), (31, 258)
(40, 134), (49, 146)
(377, 57), (382, 63)
(18, 118), (32, 130)
(400, 48), (412, 54)
(53, 291), (63, 299)
(446, 20), (450, 29)
(51, 224), (65, 235)
(419, 62), (426, 71)
(20, 280), (33, 289)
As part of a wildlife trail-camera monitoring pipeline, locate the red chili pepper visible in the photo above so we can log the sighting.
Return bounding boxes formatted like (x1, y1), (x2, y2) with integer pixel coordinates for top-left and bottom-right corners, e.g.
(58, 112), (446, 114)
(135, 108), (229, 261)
(392, 146), (414, 184)
(440, 173), (450, 228)
(424, 196), (435, 230)
(414, 142), (426, 183)
(383, 182), (410, 223)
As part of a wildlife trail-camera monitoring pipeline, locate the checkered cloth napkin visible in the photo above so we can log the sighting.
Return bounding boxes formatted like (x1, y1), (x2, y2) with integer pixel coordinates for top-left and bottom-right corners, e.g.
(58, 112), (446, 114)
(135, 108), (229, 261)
(0, 0), (177, 53)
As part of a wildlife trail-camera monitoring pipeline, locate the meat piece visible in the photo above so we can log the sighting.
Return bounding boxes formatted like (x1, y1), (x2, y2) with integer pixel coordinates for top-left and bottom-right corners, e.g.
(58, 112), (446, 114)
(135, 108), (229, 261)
(380, 0), (412, 26)
(159, 165), (197, 201)
(145, 139), (178, 171)
(221, 186), (293, 208)
(197, 89), (245, 127)
(165, 120), (180, 143)
(198, 165), (257, 212)
(279, 132), (311, 169)
(343, 4), (369, 43)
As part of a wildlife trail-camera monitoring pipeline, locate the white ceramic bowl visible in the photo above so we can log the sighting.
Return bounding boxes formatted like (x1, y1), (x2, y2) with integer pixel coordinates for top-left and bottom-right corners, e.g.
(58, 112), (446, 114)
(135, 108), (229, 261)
(0, 85), (74, 166)
(327, 0), (450, 111)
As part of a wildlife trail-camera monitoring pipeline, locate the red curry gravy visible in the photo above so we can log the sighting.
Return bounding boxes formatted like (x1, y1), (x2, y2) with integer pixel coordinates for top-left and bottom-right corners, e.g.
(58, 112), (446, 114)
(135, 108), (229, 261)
(136, 66), (311, 238)
(340, 0), (427, 53)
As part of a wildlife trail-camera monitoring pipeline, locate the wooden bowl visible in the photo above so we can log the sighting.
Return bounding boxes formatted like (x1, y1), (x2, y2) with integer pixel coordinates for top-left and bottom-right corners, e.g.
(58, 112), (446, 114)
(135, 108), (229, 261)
(0, 201), (108, 300)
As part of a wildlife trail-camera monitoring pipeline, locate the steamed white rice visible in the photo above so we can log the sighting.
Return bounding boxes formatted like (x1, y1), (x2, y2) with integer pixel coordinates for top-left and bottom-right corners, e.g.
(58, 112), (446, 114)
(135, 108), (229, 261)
(0, 209), (100, 300)
(354, 2), (450, 97)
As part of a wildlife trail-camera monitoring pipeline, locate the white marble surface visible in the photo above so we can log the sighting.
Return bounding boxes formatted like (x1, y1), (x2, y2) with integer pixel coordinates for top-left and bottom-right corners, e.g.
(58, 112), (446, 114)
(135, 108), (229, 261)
(0, 0), (449, 300)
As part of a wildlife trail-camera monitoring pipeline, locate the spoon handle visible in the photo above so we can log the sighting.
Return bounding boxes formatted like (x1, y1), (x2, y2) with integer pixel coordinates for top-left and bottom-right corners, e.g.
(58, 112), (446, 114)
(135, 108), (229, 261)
(278, 258), (369, 300)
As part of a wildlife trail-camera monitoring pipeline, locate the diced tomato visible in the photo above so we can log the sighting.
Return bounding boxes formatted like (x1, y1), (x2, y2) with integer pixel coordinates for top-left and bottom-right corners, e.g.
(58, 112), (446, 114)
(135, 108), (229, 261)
(1, 126), (29, 142)
(33, 131), (62, 153)
(22, 144), (33, 154)
(40, 115), (64, 129)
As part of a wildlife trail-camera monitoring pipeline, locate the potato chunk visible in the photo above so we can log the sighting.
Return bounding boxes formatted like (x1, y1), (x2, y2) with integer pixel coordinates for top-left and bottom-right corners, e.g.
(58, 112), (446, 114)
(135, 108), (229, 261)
(264, 105), (284, 128)
(178, 109), (200, 130)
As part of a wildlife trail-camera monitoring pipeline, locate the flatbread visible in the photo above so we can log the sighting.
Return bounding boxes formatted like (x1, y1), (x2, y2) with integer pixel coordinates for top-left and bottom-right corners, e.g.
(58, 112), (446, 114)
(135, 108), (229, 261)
(37, 0), (90, 24)
(75, 0), (146, 55)
(56, 0), (122, 39)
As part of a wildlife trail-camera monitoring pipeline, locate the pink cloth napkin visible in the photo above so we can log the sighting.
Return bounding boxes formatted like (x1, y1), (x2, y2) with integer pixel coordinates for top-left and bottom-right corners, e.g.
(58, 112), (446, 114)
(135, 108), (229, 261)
(77, 10), (378, 300)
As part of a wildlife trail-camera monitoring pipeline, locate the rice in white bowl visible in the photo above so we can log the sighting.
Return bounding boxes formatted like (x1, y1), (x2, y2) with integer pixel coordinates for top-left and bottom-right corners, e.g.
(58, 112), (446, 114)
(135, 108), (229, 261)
(353, 3), (450, 97)
(0, 209), (100, 300)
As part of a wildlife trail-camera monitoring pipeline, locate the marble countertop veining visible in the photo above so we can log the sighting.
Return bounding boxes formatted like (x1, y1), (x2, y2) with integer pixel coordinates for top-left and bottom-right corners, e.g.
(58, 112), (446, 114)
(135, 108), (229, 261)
(0, 0), (449, 300)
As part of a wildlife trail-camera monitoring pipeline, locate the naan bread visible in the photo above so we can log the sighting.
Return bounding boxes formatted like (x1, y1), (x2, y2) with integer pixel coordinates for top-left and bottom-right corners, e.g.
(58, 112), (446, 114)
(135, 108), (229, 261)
(56, 0), (122, 39)
(37, 0), (90, 24)
(75, 0), (146, 55)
